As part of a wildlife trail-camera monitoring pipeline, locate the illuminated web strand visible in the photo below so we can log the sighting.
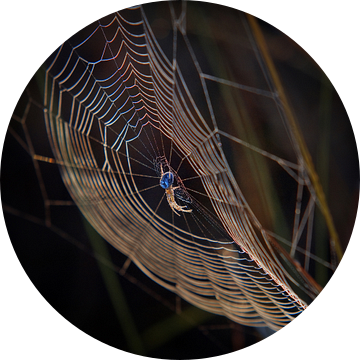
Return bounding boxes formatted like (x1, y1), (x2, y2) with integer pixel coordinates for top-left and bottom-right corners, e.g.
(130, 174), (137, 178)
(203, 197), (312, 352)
(37, 5), (331, 330)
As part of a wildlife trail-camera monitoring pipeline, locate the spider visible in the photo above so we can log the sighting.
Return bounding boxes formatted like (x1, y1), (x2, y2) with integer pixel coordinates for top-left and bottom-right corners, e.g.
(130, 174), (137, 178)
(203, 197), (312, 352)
(159, 165), (192, 216)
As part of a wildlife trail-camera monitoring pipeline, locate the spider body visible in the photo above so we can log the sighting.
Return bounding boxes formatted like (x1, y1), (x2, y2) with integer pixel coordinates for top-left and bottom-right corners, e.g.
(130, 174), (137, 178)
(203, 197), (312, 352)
(160, 166), (192, 216)
(160, 171), (174, 189)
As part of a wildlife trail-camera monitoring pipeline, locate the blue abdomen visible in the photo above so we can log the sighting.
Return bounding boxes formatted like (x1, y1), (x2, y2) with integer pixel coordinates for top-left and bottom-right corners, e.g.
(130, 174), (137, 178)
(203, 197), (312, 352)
(160, 172), (174, 189)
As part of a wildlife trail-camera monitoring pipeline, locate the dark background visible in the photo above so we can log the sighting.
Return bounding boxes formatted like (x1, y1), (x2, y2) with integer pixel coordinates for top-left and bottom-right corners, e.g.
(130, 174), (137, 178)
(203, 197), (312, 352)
(1, 2), (359, 358)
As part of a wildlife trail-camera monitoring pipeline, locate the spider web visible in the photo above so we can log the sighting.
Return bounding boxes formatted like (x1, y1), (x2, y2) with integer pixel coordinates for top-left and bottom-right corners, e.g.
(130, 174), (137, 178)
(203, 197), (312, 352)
(2, 0), (356, 357)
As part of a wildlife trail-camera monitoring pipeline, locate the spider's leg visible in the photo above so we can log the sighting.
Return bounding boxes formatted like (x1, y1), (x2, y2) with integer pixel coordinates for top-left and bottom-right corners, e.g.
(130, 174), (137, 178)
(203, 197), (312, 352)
(172, 207), (181, 216)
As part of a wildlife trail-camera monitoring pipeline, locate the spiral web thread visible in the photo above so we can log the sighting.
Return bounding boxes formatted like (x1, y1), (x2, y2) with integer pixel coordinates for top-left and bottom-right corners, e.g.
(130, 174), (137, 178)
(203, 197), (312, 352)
(8, 2), (337, 331)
